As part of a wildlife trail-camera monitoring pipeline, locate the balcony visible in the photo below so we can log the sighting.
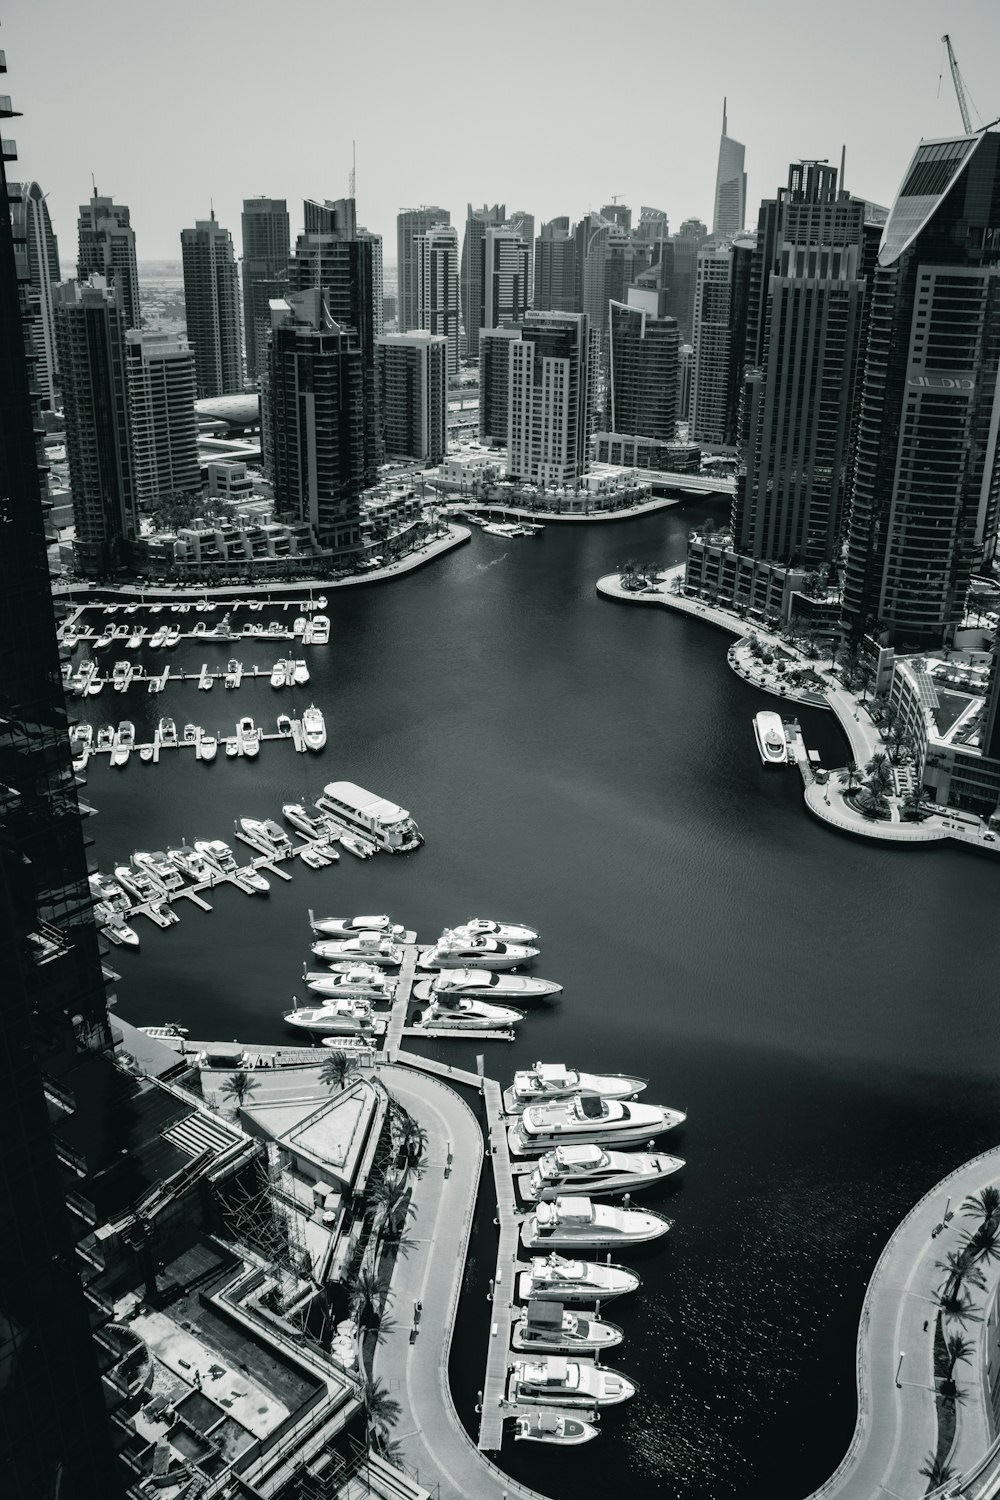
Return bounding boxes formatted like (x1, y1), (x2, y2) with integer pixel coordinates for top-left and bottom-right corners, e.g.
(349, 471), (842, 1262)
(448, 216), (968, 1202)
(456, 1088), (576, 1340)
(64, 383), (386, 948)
(1, 137), (16, 160)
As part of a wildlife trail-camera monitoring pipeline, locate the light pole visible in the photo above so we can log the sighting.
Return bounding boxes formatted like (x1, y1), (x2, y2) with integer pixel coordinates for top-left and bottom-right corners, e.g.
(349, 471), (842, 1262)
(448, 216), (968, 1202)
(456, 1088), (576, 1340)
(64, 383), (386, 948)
(895, 1350), (905, 1386)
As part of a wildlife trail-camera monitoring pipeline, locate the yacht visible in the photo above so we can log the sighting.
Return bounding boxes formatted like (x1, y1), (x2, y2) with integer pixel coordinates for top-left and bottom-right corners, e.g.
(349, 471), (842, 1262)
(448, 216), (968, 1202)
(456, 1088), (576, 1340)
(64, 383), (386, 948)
(97, 909), (140, 948)
(511, 1301), (623, 1353)
(111, 721), (135, 768)
(270, 660), (287, 688)
(413, 969), (562, 1003)
(520, 1195), (673, 1250)
(452, 917), (539, 944)
(753, 710), (788, 767)
(86, 673), (104, 695)
(512, 1410), (599, 1447)
(417, 995), (523, 1029)
(139, 1024), (189, 1040)
(292, 659), (310, 685)
(70, 723), (93, 773)
(237, 716), (260, 758)
(111, 661), (133, 692)
(302, 704), (327, 751)
(225, 737), (240, 757)
(149, 626), (168, 649)
(167, 846), (212, 882)
(157, 717), (177, 747)
(261, 819), (292, 855)
(127, 627), (145, 650)
(96, 725), (115, 752)
(283, 997), (381, 1035)
(194, 839), (239, 874)
(163, 625), (181, 648)
(419, 931), (538, 970)
(89, 871), (127, 909)
(503, 1063), (647, 1115)
(309, 913), (404, 938)
(518, 1143), (685, 1202)
(340, 834), (375, 859)
(133, 850), (184, 892)
(114, 864), (163, 904)
(508, 1096), (686, 1157)
(276, 713), (293, 737)
(71, 661), (95, 696)
(199, 730), (218, 762)
(310, 934), (403, 966)
(305, 968), (395, 999)
(284, 802), (337, 838)
(507, 1357), (636, 1409)
(292, 615), (308, 637)
(240, 817), (273, 849)
(94, 626), (115, 648)
(310, 614), (330, 645)
(518, 1254), (640, 1303)
(318, 781), (422, 853)
(182, 723), (199, 746)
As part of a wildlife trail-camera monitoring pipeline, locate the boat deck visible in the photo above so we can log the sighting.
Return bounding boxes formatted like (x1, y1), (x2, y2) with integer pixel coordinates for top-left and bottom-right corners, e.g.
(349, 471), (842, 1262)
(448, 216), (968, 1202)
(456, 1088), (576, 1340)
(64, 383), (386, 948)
(478, 1077), (520, 1451)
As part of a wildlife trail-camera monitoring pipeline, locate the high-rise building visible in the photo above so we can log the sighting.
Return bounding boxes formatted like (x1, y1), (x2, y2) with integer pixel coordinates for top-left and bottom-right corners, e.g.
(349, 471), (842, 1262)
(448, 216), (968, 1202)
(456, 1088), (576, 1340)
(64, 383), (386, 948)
(509, 210), (534, 301)
(241, 197), (290, 381)
(397, 205), (450, 333)
(733, 161), (882, 567)
(607, 286), (679, 441)
(181, 211), (243, 398)
(508, 310), (597, 487)
(479, 325), (523, 446)
(376, 331), (448, 463)
(581, 211), (657, 353)
(1, 62), (128, 1500)
(843, 132), (1000, 647)
(663, 218), (708, 343)
(125, 330), (200, 509)
(534, 218), (577, 313)
(267, 287), (366, 556)
(483, 224), (530, 334)
(358, 224), (384, 337)
(461, 202), (505, 360)
(415, 222), (460, 375)
(53, 276), (137, 576)
(713, 99), (747, 239)
(690, 237), (754, 449)
(77, 189), (139, 330)
(8, 180), (60, 407)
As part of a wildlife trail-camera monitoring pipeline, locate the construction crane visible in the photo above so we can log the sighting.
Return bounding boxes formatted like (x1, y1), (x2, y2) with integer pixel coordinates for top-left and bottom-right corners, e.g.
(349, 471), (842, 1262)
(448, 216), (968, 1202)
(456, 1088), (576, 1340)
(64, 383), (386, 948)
(941, 34), (973, 134)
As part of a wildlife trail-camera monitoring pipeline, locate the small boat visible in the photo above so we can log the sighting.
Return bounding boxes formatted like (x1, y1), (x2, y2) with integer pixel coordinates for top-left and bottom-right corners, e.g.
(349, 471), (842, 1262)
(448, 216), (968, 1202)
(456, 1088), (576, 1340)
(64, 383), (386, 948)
(266, 621), (285, 636)
(276, 713), (293, 737)
(182, 723), (198, 745)
(147, 674), (165, 694)
(94, 627), (114, 648)
(413, 969), (562, 1003)
(149, 627), (167, 648)
(511, 1300), (623, 1353)
(284, 802), (336, 838)
(133, 850), (184, 892)
(70, 723), (93, 772)
(199, 731), (218, 762)
(111, 661), (132, 692)
(309, 913), (403, 938)
(292, 659), (309, 685)
(127, 627), (145, 650)
(310, 614), (330, 645)
(315, 595), (328, 608)
(504, 1063), (647, 1115)
(139, 1024), (189, 1040)
(249, 600), (264, 612)
(148, 604), (164, 614)
(139, 743), (154, 761)
(420, 931), (538, 970)
(111, 721), (135, 767)
(270, 660), (287, 688)
(163, 625), (181, 648)
(292, 615), (308, 637)
(418, 995), (523, 1029)
(167, 845), (212, 882)
(302, 704), (326, 751)
(300, 845), (332, 869)
(520, 1195), (672, 1249)
(340, 834), (375, 859)
(157, 717), (177, 747)
(508, 1096), (686, 1157)
(310, 934), (403, 966)
(237, 716), (260, 758)
(113, 623), (130, 638)
(123, 603), (139, 615)
(518, 1254), (641, 1303)
(305, 968), (396, 998)
(283, 997), (381, 1035)
(96, 725), (115, 752)
(753, 710), (788, 767)
(86, 674), (104, 696)
(454, 917), (539, 944)
(148, 899), (180, 925)
(507, 1357), (636, 1409)
(518, 1143), (684, 1202)
(225, 737), (240, 757)
(513, 1409), (599, 1446)
(98, 911), (140, 948)
(192, 621), (208, 636)
(225, 659), (241, 687)
(175, 603), (191, 614)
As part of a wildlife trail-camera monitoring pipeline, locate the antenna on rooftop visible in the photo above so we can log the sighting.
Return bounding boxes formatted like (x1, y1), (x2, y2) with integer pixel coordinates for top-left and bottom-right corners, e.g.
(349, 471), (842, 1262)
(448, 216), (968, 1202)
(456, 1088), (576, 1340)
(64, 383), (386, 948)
(839, 144), (846, 191)
(91, 173), (98, 198)
(349, 140), (356, 201)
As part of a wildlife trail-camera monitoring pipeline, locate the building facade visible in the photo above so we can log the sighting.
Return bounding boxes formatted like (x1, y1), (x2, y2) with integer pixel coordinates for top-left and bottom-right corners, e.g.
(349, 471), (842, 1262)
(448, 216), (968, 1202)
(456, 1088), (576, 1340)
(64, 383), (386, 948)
(461, 202), (505, 360)
(534, 217), (577, 313)
(713, 99), (747, 239)
(397, 205), (449, 333)
(479, 325), (522, 446)
(8, 180), (60, 407)
(483, 224), (530, 336)
(508, 210), (535, 302)
(125, 330), (200, 510)
(76, 190), (139, 331)
(607, 286), (679, 441)
(181, 211), (243, 399)
(507, 311), (596, 487)
(240, 197), (289, 380)
(376, 332), (447, 463)
(690, 242), (736, 446)
(415, 222), (460, 375)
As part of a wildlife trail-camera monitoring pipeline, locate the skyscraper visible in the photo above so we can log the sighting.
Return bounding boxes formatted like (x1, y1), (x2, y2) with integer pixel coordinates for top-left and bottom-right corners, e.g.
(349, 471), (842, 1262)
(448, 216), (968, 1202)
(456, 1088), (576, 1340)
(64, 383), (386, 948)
(416, 222), (460, 375)
(533, 218), (578, 313)
(690, 236), (754, 449)
(483, 224), (530, 334)
(713, 99), (747, 239)
(77, 189), (140, 330)
(508, 311), (597, 487)
(53, 276), (137, 576)
(181, 211), (243, 398)
(461, 202), (505, 359)
(397, 205), (449, 333)
(8, 180), (60, 407)
(358, 223), (384, 337)
(508, 210), (535, 301)
(376, 331), (448, 463)
(607, 287), (679, 441)
(479, 326), (523, 446)
(125, 330), (200, 509)
(843, 132), (1000, 647)
(581, 212), (657, 353)
(663, 218), (708, 343)
(241, 197), (290, 381)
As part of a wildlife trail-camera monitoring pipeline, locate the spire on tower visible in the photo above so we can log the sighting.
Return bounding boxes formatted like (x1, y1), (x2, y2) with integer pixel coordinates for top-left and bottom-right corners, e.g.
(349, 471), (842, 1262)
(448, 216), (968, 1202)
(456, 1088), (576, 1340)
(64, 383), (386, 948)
(722, 97), (728, 136)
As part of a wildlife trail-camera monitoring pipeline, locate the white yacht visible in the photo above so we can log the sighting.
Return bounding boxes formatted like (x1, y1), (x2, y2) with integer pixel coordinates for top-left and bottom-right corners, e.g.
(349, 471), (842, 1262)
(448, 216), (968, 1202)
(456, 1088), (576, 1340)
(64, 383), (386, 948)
(276, 712), (293, 737)
(96, 725), (115, 753)
(513, 1410), (599, 1447)
(518, 1255), (641, 1303)
(133, 850), (184, 892)
(520, 1195), (672, 1250)
(225, 737), (240, 757)
(163, 625), (181, 648)
(182, 723), (198, 746)
(753, 710), (788, 766)
(283, 803), (337, 839)
(518, 1143), (685, 1203)
(98, 910), (140, 948)
(114, 864), (163, 903)
(507, 1357), (636, 1409)
(413, 969), (562, 1003)
(292, 615), (308, 637)
(292, 659), (310, 685)
(416, 995), (524, 1029)
(508, 1096), (686, 1157)
(340, 834), (376, 859)
(237, 716), (260, 758)
(452, 917), (539, 944)
(302, 704), (327, 751)
(419, 931), (538, 970)
(270, 659), (287, 688)
(70, 723), (93, 773)
(283, 997), (381, 1035)
(149, 626), (168, 649)
(157, 717), (177, 747)
(510, 1301), (623, 1353)
(318, 781), (421, 852)
(310, 614), (330, 644)
(86, 673), (104, 696)
(199, 730), (218, 762)
(239, 817), (274, 850)
(309, 913), (404, 938)
(111, 721), (134, 768)
(89, 871), (127, 909)
(194, 839), (238, 874)
(305, 966), (395, 997)
(127, 627), (145, 650)
(503, 1063), (647, 1115)
(167, 846), (212, 882)
(111, 661), (133, 692)
(310, 934), (403, 966)
(139, 1024), (189, 1041)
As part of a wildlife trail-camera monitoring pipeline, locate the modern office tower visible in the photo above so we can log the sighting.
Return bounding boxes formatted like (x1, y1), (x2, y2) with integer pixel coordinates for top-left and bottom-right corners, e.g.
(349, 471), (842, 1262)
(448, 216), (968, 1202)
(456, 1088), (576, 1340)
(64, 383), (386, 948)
(376, 331), (447, 462)
(690, 238), (753, 449)
(607, 286), (679, 441)
(461, 202), (505, 359)
(601, 202), (632, 231)
(483, 224), (530, 334)
(397, 205), (449, 332)
(358, 225), (384, 336)
(1, 66), (126, 1500)
(534, 218), (578, 313)
(8, 180), (60, 406)
(733, 162), (881, 567)
(508, 310), (596, 487)
(713, 99), (747, 239)
(181, 211), (243, 399)
(415, 222), (460, 375)
(479, 325), (523, 445)
(635, 205), (669, 249)
(843, 133), (1000, 647)
(678, 343), (693, 422)
(509, 210), (534, 300)
(241, 197), (289, 380)
(53, 276), (137, 576)
(581, 213), (657, 352)
(125, 330), (200, 509)
(76, 189), (140, 330)
(663, 218), (708, 342)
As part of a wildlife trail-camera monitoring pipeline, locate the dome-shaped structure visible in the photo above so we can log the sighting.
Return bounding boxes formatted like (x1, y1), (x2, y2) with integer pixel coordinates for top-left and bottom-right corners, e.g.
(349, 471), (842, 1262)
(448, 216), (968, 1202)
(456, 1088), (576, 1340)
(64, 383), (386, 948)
(195, 394), (260, 431)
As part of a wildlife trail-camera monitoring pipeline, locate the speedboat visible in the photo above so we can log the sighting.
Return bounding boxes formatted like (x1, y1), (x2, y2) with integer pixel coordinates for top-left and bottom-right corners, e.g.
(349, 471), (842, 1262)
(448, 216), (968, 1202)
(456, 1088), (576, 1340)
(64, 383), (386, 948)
(70, 723), (93, 772)
(305, 968), (396, 998)
(413, 969), (562, 1003)
(148, 604), (163, 615)
(237, 716), (260, 758)
(419, 931), (538, 970)
(225, 737), (239, 757)
(309, 913), (404, 938)
(417, 995), (523, 1029)
(111, 721), (134, 767)
(96, 725), (115, 752)
(163, 625), (181, 648)
(97, 910), (140, 948)
(507, 1357), (636, 1409)
(225, 659), (241, 687)
(754, 710), (787, 766)
(167, 845), (212, 882)
(508, 1096), (686, 1157)
(282, 997), (381, 1035)
(149, 626), (168, 648)
(520, 1195), (672, 1249)
(157, 717), (177, 747)
(200, 731), (218, 762)
(302, 704), (326, 751)
(310, 934), (403, 966)
(111, 661), (132, 692)
(133, 850), (184, 892)
(94, 626), (115, 648)
(139, 1024), (189, 1040)
(139, 743), (154, 761)
(300, 845), (333, 868)
(310, 614), (330, 644)
(86, 673), (104, 695)
(292, 615), (308, 637)
(283, 803), (336, 838)
(126, 626), (145, 650)
(504, 1063), (648, 1115)
(453, 917), (539, 944)
(513, 1410), (599, 1446)
(511, 1301), (623, 1353)
(276, 713), (293, 737)
(123, 603), (139, 615)
(270, 659), (287, 688)
(182, 722), (198, 745)
(291, 659), (309, 685)
(340, 834), (375, 858)
(518, 1254), (640, 1303)
(518, 1143), (685, 1202)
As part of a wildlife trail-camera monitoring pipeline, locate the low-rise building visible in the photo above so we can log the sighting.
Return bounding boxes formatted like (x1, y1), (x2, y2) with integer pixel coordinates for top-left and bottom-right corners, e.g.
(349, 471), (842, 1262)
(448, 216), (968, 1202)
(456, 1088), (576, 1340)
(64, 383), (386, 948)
(590, 432), (701, 472)
(684, 527), (815, 626)
(206, 458), (254, 505)
(888, 650), (1000, 815)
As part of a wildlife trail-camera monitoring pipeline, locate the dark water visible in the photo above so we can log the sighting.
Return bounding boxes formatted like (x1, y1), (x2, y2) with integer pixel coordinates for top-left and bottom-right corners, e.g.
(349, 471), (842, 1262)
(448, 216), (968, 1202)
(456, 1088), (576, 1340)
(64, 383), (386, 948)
(79, 507), (1000, 1499)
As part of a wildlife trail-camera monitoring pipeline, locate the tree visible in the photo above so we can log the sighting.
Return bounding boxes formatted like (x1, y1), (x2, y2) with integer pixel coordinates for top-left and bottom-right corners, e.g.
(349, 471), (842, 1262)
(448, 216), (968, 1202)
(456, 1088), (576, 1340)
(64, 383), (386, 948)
(320, 1049), (360, 1093)
(399, 1117), (428, 1177)
(918, 1453), (956, 1487)
(937, 1332), (975, 1383)
(886, 720), (914, 765)
(960, 1185), (1000, 1225)
(900, 786), (926, 822)
(361, 1375), (402, 1444)
(865, 752), (893, 793)
(839, 760), (862, 791)
(855, 785), (890, 820)
(221, 1070), (258, 1111)
(935, 1287), (984, 1325)
(855, 661), (875, 704)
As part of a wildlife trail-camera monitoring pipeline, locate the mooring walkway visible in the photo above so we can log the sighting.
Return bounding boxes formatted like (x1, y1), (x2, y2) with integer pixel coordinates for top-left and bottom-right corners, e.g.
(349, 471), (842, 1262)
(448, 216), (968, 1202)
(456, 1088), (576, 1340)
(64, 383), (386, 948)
(477, 1078), (520, 1452)
(384, 945), (417, 1061)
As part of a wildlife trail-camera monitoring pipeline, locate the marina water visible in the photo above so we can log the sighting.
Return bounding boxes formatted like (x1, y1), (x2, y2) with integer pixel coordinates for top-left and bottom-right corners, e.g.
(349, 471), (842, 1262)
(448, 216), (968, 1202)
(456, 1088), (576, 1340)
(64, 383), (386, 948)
(81, 506), (1000, 1499)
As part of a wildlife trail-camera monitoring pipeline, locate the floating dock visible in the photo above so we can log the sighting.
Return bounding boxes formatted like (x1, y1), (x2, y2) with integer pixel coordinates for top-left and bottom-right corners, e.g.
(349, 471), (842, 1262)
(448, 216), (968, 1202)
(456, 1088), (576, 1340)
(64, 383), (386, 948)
(478, 1076), (520, 1451)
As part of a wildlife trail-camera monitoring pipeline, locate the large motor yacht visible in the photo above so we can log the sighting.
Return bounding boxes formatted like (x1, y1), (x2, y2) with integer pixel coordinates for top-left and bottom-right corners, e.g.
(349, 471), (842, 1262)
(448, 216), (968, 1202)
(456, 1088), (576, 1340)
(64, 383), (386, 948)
(309, 912), (403, 938)
(419, 931), (538, 970)
(416, 995), (523, 1030)
(517, 1143), (685, 1202)
(517, 1254), (640, 1303)
(520, 1195), (672, 1250)
(510, 1300), (622, 1353)
(753, 710), (788, 766)
(302, 704), (327, 751)
(311, 934), (403, 967)
(453, 916), (539, 944)
(503, 1062), (647, 1114)
(507, 1357), (636, 1409)
(167, 846), (212, 883)
(305, 968), (396, 998)
(284, 803), (337, 838)
(282, 997), (382, 1035)
(133, 850), (184, 892)
(413, 969), (562, 1003)
(507, 1095), (685, 1156)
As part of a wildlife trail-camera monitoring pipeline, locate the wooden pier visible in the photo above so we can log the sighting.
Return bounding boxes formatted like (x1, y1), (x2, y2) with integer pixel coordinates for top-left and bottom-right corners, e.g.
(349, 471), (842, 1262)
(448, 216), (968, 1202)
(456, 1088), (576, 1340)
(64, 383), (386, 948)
(478, 1077), (520, 1451)
(384, 944), (417, 1061)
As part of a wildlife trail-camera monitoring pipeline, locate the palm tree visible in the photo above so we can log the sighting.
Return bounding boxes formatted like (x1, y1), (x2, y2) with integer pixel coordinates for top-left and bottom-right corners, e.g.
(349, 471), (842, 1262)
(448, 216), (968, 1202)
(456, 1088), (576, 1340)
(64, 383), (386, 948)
(320, 1049), (359, 1093)
(221, 1070), (258, 1111)
(399, 1117), (428, 1176)
(371, 1433), (406, 1465)
(855, 661), (875, 704)
(855, 785), (890, 820)
(937, 1332), (975, 1382)
(900, 786), (925, 822)
(886, 721), (914, 766)
(865, 751), (893, 794)
(961, 1220), (1000, 1267)
(839, 760), (862, 791)
(361, 1375), (402, 1444)
(935, 1288), (984, 1325)
(348, 1267), (386, 1330)
(961, 1185), (1000, 1224)
(918, 1453), (956, 1486)
(935, 1249), (985, 1298)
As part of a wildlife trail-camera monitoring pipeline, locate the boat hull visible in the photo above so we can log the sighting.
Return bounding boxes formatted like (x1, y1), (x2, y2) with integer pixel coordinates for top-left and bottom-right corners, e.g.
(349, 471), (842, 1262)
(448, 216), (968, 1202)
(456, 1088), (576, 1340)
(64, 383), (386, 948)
(503, 1071), (647, 1114)
(508, 1118), (680, 1156)
(518, 1261), (640, 1302)
(413, 976), (561, 1002)
(518, 1154), (684, 1202)
(520, 1210), (672, 1250)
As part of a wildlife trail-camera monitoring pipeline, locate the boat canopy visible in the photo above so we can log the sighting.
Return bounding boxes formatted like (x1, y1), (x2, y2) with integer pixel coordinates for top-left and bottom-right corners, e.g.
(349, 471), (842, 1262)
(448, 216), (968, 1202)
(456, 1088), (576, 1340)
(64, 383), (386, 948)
(323, 780), (410, 827)
(554, 1144), (606, 1168)
(536, 1064), (572, 1083)
(526, 1301), (564, 1331)
(536, 1198), (592, 1225)
(536, 1411), (562, 1433)
(576, 1096), (608, 1120)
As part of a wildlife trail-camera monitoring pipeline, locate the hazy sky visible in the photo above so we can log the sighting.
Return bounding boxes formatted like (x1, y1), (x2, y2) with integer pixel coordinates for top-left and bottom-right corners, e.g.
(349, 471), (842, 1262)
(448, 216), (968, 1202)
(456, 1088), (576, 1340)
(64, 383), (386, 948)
(7, 0), (1000, 265)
